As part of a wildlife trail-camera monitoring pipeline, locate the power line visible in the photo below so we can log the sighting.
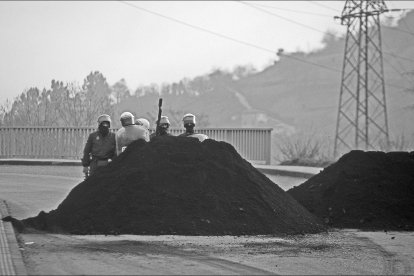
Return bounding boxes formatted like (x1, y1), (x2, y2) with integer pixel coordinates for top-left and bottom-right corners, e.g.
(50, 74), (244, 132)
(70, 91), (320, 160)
(119, 1), (341, 73)
(378, 38), (412, 90)
(387, 1), (414, 35)
(246, 0), (414, 61)
(383, 25), (414, 37)
(248, 2), (332, 18)
(398, 12), (414, 37)
(380, 1), (414, 37)
(240, 1), (414, 65)
(238, 1), (329, 36)
(382, 40), (411, 79)
(383, 56), (406, 77)
(385, 83), (409, 91)
(374, 7), (413, 89)
(379, 47), (412, 90)
(277, 52), (341, 73)
(383, 51), (414, 63)
(308, 1), (341, 13)
(379, 38), (413, 89)
(400, 18), (414, 37)
(380, 6), (414, 64)
(119, 1), (412, 79)
(118, 1), (275, 54)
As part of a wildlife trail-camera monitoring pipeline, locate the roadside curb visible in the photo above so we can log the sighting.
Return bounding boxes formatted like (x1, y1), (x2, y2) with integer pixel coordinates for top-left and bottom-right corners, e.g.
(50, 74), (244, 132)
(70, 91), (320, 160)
(0, 200), (27, 276)
(0, 159), (81, 166)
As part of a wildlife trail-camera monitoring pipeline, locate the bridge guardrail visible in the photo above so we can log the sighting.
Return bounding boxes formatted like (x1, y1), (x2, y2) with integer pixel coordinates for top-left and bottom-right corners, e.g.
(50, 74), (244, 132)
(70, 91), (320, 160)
(0, 127), (272, 164)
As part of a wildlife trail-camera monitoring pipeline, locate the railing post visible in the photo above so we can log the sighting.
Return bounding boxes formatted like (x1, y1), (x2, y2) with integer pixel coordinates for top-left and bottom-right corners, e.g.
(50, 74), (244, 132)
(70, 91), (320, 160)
(265, 129), (271, 165)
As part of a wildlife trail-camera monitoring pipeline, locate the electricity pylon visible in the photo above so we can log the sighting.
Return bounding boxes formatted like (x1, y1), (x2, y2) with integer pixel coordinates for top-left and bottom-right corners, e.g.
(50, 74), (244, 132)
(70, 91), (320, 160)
(334, 0), (390, 157)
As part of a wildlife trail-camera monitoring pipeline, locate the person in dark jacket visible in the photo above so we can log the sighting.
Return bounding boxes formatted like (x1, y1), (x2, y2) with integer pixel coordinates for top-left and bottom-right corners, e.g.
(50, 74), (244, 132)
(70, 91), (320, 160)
(149, 116), (173, 140)
(178, 113), (208, 141)
(81, 114), (116, 178)
(178, 113), (196, 137)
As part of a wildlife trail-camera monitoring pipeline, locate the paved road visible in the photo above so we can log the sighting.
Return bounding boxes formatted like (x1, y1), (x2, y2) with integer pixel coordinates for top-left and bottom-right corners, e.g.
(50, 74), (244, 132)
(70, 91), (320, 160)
(19, 229), (414, 275)
(0, 166), (83, 219)
(265, 174), (307, 190)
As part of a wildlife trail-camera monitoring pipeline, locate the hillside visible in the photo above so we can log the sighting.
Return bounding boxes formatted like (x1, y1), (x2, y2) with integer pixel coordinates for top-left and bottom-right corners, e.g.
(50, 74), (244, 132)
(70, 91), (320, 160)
(117, 11), (414, 140)
(236, 11), (414, 138)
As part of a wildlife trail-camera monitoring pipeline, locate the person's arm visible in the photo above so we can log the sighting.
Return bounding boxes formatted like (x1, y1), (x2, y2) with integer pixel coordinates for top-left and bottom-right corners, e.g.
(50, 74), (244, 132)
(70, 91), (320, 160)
(113, 133), (119, 158)
(81, 134), (93, 167)
(115, 132), (120, 156)
(81, 134), (94, 178)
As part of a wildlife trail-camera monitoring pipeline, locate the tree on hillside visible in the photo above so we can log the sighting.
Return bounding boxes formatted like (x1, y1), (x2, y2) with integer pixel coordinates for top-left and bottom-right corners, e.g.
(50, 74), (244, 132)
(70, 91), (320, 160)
(2, 81), (83, 126)
(188, 75), (213, 94)
(50, 80), (90, 126)
(232, 64), (257, 80)
(82, 71), (112, 97)
(49, 80), (71, 126)
(208, 69), (233, 83)
(3, 87), (56, 126)
(1, 71), (115, 127)
(112, 78), (130, 104)
(321, 30), (340, 46)
(52, 74), (115, 127)
(81, 71), (114, 126)
(0, 99), (12, 126)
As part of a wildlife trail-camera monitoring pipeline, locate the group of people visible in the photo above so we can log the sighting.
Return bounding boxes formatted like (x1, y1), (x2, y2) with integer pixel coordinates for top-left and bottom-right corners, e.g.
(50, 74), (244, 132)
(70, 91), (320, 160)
(81, 112), (204, 178)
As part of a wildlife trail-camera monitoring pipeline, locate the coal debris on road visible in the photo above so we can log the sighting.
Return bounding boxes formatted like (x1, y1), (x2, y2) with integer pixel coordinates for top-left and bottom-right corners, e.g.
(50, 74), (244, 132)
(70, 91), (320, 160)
(288, 150), (414, 231)
(22, 136), (325, 235)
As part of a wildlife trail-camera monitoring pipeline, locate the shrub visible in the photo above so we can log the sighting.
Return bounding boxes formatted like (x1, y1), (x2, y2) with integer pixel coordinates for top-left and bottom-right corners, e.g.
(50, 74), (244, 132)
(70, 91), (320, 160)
(273, 132), (334, 167)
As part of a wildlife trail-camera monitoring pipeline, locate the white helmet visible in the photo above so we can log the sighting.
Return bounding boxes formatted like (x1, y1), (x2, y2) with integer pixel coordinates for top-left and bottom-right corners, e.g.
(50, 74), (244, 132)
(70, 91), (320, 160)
(136, 118), (150, 130)
(183, 113), (196, 125)
(159, 116), (170, 126)
(97, 114), (111, 125)
(120, 112), (134, 126)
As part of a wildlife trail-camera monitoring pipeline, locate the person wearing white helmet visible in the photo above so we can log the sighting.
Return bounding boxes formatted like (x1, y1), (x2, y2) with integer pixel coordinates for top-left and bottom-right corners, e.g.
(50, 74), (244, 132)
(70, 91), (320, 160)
(178, 113), (208, 142)
(81, 114), (116, 178)
(135, 118), (150, 130)
(179, 113), (196, 137)
(115, 112), (149, 156)
(149, 115), (173, 140)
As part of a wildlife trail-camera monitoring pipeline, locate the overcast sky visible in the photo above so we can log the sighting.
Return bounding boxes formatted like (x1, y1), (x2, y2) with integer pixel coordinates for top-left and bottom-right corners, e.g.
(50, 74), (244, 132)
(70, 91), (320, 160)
(0, 1), (413, 104)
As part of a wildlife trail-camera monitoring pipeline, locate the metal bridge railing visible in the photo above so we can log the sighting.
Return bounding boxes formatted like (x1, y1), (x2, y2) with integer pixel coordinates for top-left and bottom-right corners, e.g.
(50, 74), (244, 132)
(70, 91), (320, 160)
(0, 127), (272, 164)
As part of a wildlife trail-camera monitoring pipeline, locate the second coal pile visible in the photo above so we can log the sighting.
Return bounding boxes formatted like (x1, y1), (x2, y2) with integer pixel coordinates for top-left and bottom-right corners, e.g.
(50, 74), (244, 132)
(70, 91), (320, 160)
(288, 150), (414, 230)
(23, 136), (324, 235)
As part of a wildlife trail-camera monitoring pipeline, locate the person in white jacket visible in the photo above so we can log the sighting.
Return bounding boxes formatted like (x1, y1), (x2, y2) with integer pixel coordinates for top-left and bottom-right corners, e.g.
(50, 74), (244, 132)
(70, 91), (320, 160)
(115, 112), (149, 156)
(135, 118), (150, 131)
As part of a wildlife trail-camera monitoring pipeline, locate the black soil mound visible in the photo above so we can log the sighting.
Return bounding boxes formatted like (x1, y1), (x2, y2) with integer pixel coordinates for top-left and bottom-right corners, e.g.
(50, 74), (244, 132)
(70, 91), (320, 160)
(288, 150), (414, 230)
(22, 136), (324, 235)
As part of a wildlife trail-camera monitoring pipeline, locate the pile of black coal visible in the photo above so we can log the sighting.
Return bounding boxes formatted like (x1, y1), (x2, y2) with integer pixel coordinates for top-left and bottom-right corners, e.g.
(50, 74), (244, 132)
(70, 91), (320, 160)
(22, 136), (325, 235)
(288, 150), (414, 230)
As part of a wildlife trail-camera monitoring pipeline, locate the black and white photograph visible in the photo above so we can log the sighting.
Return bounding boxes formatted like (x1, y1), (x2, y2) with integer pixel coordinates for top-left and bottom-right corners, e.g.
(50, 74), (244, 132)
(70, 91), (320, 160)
(1, 1), (414, 275)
